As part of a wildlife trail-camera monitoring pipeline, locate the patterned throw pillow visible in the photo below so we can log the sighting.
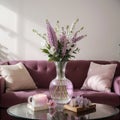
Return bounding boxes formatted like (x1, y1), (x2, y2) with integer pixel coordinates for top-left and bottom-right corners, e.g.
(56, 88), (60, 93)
(81, 62), (117, 92)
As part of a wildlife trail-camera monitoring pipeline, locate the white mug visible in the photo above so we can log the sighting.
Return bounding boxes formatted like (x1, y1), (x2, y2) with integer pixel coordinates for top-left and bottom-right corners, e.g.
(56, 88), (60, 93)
(28, 94), (48, 107)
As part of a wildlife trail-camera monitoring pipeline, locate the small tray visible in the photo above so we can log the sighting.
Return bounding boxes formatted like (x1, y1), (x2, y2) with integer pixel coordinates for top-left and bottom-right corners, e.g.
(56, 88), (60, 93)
(64, 103), (96, 113)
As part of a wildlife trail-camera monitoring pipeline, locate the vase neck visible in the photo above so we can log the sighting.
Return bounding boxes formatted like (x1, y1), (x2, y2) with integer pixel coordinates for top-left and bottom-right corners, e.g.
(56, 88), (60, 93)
(55, 62), (67, 80)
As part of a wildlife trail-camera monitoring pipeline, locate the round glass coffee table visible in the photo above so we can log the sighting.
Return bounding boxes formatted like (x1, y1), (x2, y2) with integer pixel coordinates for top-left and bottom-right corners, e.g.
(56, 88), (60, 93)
(7, 103), (119, 120)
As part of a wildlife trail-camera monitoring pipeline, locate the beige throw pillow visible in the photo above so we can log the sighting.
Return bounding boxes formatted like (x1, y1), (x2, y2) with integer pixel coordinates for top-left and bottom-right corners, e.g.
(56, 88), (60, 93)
(81, 62), (117, 92)
(0, 62), (37, 92)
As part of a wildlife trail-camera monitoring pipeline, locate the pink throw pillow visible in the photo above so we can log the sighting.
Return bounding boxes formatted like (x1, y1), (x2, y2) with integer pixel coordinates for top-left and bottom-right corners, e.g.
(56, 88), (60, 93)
(81, 62), (117, 92)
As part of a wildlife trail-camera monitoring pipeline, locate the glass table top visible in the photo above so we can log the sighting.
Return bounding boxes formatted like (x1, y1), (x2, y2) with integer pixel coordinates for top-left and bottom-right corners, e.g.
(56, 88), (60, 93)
(7, 103), (119, 120)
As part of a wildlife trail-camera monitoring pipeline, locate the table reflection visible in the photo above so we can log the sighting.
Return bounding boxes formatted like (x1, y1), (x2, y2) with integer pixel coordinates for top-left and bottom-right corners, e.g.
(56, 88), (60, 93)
(47, 110), (89, 120)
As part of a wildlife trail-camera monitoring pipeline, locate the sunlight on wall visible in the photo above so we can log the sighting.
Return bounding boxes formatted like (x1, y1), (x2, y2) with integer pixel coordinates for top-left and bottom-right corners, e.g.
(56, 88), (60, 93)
(0, 3), (47, 60)
(0, 5), (17, 33)
(16, 17), (47, 60)
(0, 5), (19, 59)
(23, 18), (46, 48)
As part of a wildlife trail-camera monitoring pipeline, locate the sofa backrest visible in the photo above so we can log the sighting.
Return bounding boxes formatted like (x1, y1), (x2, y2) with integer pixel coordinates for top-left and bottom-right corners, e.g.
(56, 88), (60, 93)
(0, 60), (120, 90)
(66, 60), (120, 90)
(7, 60), (56, 89)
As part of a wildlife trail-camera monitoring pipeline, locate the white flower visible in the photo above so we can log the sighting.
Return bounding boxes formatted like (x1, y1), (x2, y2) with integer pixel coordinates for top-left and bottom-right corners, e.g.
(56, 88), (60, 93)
(49, 46), (56, 54)
(39, 40), (46, 49)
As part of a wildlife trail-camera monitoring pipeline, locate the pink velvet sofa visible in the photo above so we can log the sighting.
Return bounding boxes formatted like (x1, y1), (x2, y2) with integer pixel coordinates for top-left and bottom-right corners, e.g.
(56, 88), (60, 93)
(0, 60), (120, 120)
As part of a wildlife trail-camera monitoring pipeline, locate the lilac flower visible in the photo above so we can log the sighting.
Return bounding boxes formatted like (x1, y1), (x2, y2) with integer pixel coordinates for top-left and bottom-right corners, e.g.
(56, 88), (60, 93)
(73, 35), (87, 43)
(60, 34), (68, 57)
(72, 30), (87, 43)
(60, 34), (66, 43)
(71, 31), (79, 42)
(46, 20), (58, 50)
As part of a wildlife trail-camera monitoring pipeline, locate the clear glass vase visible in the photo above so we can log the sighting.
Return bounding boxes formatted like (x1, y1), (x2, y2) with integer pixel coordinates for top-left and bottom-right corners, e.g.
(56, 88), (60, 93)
(49, 61), (73, 105)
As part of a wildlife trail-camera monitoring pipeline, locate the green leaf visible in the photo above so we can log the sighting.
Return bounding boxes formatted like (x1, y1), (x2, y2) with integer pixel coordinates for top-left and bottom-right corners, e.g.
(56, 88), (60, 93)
(46, 44), (51, 49)
(41, 49), (49, 54)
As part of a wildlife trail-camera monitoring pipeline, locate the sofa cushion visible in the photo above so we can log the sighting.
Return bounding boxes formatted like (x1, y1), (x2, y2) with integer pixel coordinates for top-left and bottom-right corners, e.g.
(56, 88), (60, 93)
(73, 89), (120, 107)
(1, 89), (50, 108)
(81, 62), (117, 92)
(0, 62), (37, 92)
(1, 89), (120, 108)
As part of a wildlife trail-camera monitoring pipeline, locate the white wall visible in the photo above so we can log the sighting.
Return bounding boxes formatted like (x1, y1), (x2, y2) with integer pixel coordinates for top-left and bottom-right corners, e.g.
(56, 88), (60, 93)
(0, 0), (120, 61)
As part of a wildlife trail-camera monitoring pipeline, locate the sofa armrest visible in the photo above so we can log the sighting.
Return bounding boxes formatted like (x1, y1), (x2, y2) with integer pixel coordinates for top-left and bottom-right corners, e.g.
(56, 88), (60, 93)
(0, 76), (5, 95)
(114, 76), (120, 95)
